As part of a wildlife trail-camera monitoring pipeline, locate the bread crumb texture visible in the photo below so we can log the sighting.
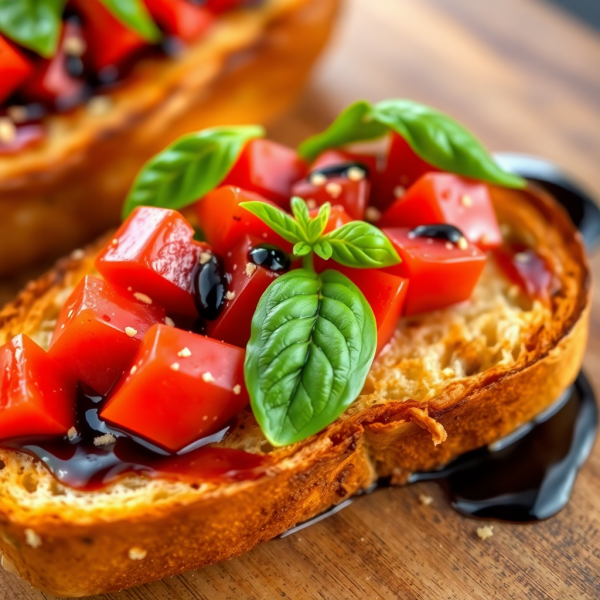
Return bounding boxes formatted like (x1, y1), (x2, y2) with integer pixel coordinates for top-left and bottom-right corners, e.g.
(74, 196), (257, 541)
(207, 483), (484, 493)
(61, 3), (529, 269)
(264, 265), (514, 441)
(476, 526), (494, 540)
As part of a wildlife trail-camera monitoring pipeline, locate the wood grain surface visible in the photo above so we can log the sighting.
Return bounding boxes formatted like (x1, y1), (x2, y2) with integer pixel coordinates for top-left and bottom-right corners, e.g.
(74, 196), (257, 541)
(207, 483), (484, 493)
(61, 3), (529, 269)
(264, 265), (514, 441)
(1, 0), (599, 598)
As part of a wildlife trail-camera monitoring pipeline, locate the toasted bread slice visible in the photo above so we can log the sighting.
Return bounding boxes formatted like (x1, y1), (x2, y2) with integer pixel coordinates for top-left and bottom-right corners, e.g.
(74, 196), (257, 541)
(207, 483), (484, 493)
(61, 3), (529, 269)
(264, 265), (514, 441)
(0, 184), (589, 597)
(0, 0), (339, 277)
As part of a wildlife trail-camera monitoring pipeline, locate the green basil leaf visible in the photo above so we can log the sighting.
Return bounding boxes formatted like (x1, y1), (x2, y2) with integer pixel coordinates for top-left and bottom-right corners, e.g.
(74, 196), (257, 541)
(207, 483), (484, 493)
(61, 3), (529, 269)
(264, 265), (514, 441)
(293, 242), (312, 257)
(0, 0), (66, 57)
(122, 126), (264, 218)
(306, 202), (330, 242)
(241, 202), (306, 245)
(299, 99), (526, 189)
(290, 196), (310, 234)
(298, 101), (387, 163)
(98, 0), (161, 42)
(314, 240), (332, 261)
(245, 269), (377, 446)
(323, 222), (401, 268)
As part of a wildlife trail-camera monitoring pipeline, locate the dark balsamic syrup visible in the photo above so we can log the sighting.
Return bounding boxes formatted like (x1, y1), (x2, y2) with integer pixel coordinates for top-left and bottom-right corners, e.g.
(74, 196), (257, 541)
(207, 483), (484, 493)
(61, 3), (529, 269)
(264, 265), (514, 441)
(310, 161), (369, 180)
(281, 372), (597, 535)
(192, 254), (228, 321)
(249, 244), (291, 272)
(409, 224), (465, 244)
(4, 386), (269, 491)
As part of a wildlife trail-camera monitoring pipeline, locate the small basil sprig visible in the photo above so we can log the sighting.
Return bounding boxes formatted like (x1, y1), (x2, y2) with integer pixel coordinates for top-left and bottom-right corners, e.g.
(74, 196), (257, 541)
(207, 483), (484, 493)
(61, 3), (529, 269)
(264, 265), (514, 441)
(299, 99), (526, 190)
(241, 198), (399, 446)
(99, 0), (161, 42)
(122, 126), (264, 218)
(0, 0), (66, 57)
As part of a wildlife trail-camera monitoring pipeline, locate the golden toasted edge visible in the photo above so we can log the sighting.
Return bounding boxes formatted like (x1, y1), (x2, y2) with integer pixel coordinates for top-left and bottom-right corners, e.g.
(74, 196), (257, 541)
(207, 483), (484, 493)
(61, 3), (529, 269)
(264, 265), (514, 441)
(0, 185), (591, 596)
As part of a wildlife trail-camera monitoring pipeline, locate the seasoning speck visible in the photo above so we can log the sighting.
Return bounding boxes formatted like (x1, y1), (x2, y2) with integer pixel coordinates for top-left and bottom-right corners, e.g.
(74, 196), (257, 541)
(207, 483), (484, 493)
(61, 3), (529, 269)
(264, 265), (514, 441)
(125, 327), (138, 337)
(310, 173), (327, 186)
(325, 182), (343, 198)
(165, 317), (175, 327)
(461, 195), (473, 207)
(233, 384), (242, 395)
(202, 372), (214, 383)
(245, 263), (257, 277)
(0, 117), (16, 145)
(199, 252), (212, 265)
(94, 433), (116, 447)
(225, 291), (235, 301)
(457, 237), (468, 250)
(170, 362), (180, 371)
(365, 207), (382, 223)
(67, 427), (79, 441)
(419, 494), (434, 506)
(128, 547), (147, 560)
(134, 292), (152, 305)
(347, 166), (365, 181)
(25, 529), (42, 549)
(177, 347), (192, 358)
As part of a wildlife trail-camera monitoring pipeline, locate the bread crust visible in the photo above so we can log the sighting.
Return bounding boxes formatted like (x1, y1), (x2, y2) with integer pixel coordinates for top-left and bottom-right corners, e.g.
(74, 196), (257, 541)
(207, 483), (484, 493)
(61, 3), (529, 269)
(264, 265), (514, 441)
(0, 0), (340, 276)
(0, 184), (590, 597)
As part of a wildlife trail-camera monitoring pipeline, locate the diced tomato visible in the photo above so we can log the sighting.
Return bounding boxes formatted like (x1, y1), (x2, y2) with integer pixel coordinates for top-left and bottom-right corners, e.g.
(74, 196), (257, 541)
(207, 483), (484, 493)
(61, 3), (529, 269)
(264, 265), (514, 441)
(19, 21), (85, 107)
(0, 36), (34, 104)
(336, 267), (408, 356)
(101, 324), (249, 453)
(292, 174), (370, 221)
(0, 335), (76, 440)
(72, 0), (149, 72)
(311, 149), (379, 180)
(379, 173), (502, 250)
(49, 276), (166, 395)
(203, 0), (255, 14)
(312, 205), (353, 234)
(382, 228), (487, 316)
(205, 235), (281, 348)
(222, 139), (307, 208)
(143, 0), (214, 43)
(196, 186), (292, 255)
(376, 133), (438, 211)
(96, 207), (205, 318)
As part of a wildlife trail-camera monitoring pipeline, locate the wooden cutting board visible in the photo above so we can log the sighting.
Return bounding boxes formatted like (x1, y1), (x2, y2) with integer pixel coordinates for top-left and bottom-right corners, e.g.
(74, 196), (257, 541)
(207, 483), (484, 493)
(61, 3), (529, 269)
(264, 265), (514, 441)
(1, 0), (599, 598)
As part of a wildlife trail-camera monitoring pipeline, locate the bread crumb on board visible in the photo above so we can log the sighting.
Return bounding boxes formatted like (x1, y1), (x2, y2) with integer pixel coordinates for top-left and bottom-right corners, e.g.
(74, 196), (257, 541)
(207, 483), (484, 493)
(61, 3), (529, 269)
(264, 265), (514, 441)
(25, 529), (42, 548)
(419, 494), (434, 506)
(476, 526), (494, 540)
(128, 547), (147, 560)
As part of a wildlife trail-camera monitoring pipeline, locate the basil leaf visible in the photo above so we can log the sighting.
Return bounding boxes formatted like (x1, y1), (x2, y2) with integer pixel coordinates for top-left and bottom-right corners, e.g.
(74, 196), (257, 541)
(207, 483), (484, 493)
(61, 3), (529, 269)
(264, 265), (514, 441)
(314, 240), (332, 260)
(245, 269), (377, 446)
(323, 222), (400, 268)
(298, 101), (387, 163)
(241, 202), (305, 244)
(293, 242), (312, 257)
(98, 0), (161, 42)
(307, 202), (330, 242)
(0, 0), (65, 57)
(299, 99), (526, 189)
(122, 126), (264, 218)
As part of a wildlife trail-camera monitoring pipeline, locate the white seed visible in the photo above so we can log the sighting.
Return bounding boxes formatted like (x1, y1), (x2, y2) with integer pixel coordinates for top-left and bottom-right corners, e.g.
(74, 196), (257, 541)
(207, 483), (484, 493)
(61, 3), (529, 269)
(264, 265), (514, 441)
(0, 117), (16, 145)
(165, 317), (175, 327)
(325, 182), (343, 198)
(202, 372), (214, 383)
(170, 362), (180, 371)
(233, 384), (242, 395)
(134, 292), (152, 305)
(347, 166), (365, 181)
(225, 291), (235, 301)
(177, 347), (192, 358)
(124, 327), (137, 337)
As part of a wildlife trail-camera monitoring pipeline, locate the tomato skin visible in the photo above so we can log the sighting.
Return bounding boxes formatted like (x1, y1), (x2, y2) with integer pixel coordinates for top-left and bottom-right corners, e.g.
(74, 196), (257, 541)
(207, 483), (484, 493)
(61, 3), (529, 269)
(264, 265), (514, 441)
(222, 139), (307, 208)
(196, 186), (292, 255)
(336, 267), (408, 356)
(376, 133), (438, 211)
(101, 324), (249, 453)
(0, 335), (76, 440)
(292, 175), (370, 221)
(72, 0), (149, 71)
(49, 276), (166, 395)
(96, 207), (205, 318)
(205, 235), (282, 348)
(382, 228), (487, 316)
(380, 173), (502, 250)
(19, 21), (85, 107)
(0, 36), (34, 104)
(143, 0), (214, 43)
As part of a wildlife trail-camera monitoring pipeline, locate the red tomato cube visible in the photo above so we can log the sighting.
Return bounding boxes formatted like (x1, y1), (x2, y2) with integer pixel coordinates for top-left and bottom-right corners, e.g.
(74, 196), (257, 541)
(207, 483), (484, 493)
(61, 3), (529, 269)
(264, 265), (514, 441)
(101, 324), (249, 452)
(96, 207), (205, 318)
(380, 173), (502, 250)
(336, 267), (408, 356)
(383, 228), (487, 316)
(292, 174), (370, 221)
(20, 21), (85, 107)
(376, 133), (438, 211)
(0, 36), (34, 104)
(196, 186), (292, 255)
(72, 0), (149, 71)
(49, 276), (166, 395)
(143, 0), (214, 43)
(0, 335), (76, 440)
(222, 139), (307, 208)
(205, 235), (281, 348)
